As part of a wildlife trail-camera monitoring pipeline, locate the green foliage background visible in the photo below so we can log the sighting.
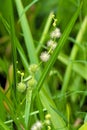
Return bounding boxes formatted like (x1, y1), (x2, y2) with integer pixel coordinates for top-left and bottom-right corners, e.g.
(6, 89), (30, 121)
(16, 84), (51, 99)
(0, 0), (87, 130)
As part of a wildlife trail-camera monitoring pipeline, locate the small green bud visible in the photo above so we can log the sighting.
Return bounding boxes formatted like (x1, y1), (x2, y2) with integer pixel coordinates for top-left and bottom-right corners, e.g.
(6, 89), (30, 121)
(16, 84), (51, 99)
(17, 82), (26, 93)
(45, 114), (51, 120)
(29, 64), (38, 74)
(27, 77), (37, 89)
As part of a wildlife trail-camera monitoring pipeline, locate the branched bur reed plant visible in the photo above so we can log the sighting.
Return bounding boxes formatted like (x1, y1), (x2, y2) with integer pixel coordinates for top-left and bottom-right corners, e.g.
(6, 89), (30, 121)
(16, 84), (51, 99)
(0, 0), (87, 130)
(16, 15), (61, 130)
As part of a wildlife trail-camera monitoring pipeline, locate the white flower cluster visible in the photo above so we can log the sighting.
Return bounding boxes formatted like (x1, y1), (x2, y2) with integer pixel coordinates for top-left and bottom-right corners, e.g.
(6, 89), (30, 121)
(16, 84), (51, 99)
(40, 27), (61, 62)
(47, 40), (57, 50)
(40, 51), (50, 62)
(50, 28), (61, 39)
(31, 121), (42, 130)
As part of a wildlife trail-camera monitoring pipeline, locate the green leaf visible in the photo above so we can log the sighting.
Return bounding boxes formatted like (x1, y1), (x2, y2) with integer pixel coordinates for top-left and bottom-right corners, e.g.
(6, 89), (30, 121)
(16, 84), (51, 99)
(15, 38), (29, 73)
(36, 11), (54, 54)
(8, 0), (17, 96)
(39, 88), (67, 130)
(15, 0), (38, 64)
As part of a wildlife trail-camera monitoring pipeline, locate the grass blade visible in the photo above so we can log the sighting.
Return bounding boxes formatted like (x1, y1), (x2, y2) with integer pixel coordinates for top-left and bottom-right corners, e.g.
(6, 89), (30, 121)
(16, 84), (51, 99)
(15, 0), (38, 63)
(25, 87), (32, 128)
(16, 38), (29, 73)
(36, 11), (54, 54)
(0, 119), (10, 130)
(7, 0), (17, 96)
(39, 88), (68, 130)
(10, 17), (17, 96)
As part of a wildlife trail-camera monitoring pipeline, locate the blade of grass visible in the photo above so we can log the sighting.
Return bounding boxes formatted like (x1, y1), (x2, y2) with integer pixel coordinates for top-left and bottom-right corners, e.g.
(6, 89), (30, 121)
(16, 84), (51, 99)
(0, 119), (10, 130)
(15, 38), (29, 73)
(25, 87), (32, 129)
(36, 11), (54, 54)
(15, 0), (38, 64)
(40, 88), (68, 130)
(36, 94), (45, 122)
(9, 0), (17, 96)
(10, 18), (17, 96)
(0, 14), (10, 34)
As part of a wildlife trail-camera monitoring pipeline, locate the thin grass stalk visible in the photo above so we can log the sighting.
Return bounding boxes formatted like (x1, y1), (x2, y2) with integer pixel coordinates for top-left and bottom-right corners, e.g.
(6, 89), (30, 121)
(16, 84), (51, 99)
(36, 11), (54, 54)
(9, 0), (17, 97)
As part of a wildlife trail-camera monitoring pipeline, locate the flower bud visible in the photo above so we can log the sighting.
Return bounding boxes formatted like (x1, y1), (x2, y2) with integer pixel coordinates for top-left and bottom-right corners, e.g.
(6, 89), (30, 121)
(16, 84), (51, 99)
(29, 64), (38, 74)
(17, 82), (26, 93)
(27, 77), (37, 89)
(45, 114), (51, 120)
(40, 51), (50, 62)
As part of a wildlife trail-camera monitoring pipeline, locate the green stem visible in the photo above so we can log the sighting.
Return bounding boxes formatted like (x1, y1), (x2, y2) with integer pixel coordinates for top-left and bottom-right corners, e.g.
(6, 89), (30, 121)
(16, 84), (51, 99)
(25, 88), (32, 129)
(10, 0), (17, 97)
(36, 12), (54, 54)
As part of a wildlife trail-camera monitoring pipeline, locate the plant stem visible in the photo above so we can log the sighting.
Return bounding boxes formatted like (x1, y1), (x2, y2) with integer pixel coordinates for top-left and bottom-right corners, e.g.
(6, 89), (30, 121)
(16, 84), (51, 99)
(36, 12), (53, 54)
